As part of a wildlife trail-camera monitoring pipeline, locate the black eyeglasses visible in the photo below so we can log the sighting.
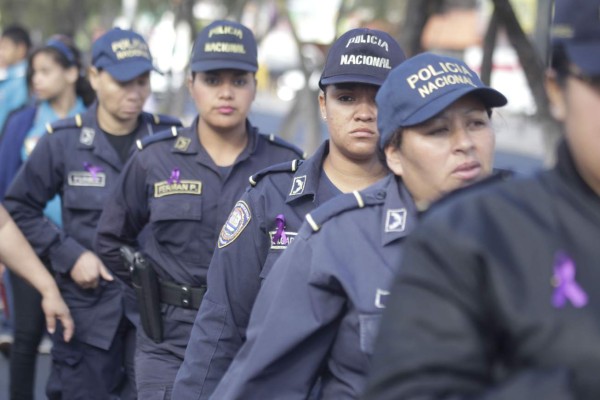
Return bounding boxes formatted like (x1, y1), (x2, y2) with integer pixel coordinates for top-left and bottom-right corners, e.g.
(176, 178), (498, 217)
(567, 67), (600, 91)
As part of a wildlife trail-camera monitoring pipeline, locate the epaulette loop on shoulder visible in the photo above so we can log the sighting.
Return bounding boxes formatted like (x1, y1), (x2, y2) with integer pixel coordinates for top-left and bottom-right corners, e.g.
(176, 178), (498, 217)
(151, 113), (182, 127)
(352, 190), (365, 208)
(305, 190), (366, 232)
(265, 133), (306, 159)
(248, 159), (303, 187)
(46, 114), (83, 134)
(305, 214), (320, 232)
(136, 127), (179, 150)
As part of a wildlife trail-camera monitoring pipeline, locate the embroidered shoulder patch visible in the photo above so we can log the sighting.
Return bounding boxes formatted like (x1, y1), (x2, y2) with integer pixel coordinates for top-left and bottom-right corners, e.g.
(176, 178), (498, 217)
(218, 201), (252, 248)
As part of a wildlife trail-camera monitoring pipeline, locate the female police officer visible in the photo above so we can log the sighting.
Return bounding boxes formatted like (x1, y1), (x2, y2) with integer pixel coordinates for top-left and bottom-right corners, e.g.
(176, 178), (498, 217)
(172, 27), (406, 400)
(209, 52), (508, 399)
(3, 28), (181, 399)
(363, 1), (600, 399)
(94, 20), (303, 399)
(0, 35), (94, 399)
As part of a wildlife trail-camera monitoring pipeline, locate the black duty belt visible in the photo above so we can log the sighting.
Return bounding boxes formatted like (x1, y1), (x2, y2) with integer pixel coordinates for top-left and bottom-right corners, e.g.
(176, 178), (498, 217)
(159, 280), (206, 309)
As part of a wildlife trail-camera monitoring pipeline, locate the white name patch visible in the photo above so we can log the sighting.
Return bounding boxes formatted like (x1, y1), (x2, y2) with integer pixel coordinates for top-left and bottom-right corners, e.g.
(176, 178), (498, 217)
(68, 172), (106, 187)
(268, 231), (298, 249)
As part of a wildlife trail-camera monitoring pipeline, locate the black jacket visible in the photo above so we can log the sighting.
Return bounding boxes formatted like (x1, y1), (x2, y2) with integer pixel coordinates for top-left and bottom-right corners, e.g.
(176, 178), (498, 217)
(363, 141), (600, 400)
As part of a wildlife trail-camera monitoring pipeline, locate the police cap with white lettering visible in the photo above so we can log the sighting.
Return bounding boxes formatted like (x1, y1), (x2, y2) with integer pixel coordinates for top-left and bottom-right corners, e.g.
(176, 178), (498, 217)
(92, 28), (155, 82)
(319, 28), (406, 90)
(191, 20), (258, 73)
(552, 0), (600, 76)
(376, 52), (507, 148)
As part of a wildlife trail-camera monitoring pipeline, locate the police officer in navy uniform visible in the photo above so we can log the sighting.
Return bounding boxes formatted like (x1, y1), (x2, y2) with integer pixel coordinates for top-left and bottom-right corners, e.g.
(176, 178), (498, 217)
(94, 20), (303, 399)
(209, 52), (508, 399)
(172, 27), (406, 400)
(363, 2), (600, 399)
(3, 28), (181, 399)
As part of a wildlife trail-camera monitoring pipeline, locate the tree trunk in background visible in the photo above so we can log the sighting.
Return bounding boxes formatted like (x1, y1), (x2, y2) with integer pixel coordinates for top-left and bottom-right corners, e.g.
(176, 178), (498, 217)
(274, 0), (326, 156)
(491, 0), (560, 164)
(481, 8), (499, 86)
(402, 0), (441, 56)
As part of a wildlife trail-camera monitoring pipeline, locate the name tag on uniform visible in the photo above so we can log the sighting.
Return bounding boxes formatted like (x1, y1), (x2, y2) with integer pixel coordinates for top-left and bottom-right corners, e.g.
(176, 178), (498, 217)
(268, 231), (298, 249)
(153, 180), (202, 198)
(68, 171), (106, 187)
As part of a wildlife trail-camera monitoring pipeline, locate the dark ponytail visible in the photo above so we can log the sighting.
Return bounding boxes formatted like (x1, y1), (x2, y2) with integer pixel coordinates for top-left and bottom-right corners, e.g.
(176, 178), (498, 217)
(27, 34), (96, 106)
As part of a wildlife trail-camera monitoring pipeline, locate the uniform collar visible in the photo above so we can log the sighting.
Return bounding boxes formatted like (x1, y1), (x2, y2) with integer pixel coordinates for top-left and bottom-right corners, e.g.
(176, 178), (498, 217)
(190, 117), (259, 168)
(171, 124), (199, 155)
(286, 140), (330, 204)
(76, 104), (150, 170)
(379, 176), (419, 246)
(75, 105), (100, 150)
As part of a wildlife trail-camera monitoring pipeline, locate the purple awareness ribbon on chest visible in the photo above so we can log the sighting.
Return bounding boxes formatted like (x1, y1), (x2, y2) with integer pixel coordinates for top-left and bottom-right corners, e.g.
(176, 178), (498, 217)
(551, 251), (588, 308)
(272, 214), (288, 245)
(83, 162), (103, 179)
(167, 168), (181, 184)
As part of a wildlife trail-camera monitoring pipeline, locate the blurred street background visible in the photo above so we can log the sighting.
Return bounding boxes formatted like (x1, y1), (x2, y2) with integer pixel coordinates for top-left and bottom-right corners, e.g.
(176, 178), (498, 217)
(0, 0), (554, 397)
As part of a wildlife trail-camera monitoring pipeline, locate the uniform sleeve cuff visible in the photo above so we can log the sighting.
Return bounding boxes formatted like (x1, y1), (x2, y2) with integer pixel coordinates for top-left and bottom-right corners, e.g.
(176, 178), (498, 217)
(49, 237), (87, 273)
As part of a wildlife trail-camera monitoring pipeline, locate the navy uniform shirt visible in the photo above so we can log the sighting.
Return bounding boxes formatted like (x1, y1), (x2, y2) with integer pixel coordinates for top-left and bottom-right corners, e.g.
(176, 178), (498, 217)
(210, 174), (418, 399)
(94, 118), (303, 350)
(3, 104), (181, 350)
(174, 141), (340, 399)
(363, 141), (600, 400)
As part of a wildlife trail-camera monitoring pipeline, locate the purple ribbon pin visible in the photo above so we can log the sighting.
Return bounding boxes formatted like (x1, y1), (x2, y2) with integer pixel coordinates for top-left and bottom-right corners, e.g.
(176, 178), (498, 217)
(551, 251), (588, 309)
(167, 168), (181, 184)
(83, 162), (103, 179)
(272, 214), (288, 245)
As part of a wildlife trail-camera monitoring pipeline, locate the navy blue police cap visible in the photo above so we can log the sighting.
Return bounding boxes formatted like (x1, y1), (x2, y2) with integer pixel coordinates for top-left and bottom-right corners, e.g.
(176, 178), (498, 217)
(92, 28), (155, 82)
(319, 28), (406, 90)
(191, 20), (258, 73)
(376, 52), (507, 149)
(552, 0), (600, 76)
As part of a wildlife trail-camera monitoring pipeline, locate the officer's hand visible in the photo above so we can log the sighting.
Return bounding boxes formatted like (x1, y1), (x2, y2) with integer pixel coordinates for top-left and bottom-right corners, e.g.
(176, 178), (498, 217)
(70, 251), (114, 289)
(41, 288), (75, 342)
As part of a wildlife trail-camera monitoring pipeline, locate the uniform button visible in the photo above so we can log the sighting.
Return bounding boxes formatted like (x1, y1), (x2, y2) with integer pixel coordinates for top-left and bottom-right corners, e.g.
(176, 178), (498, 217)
(375, 191), (386, 200)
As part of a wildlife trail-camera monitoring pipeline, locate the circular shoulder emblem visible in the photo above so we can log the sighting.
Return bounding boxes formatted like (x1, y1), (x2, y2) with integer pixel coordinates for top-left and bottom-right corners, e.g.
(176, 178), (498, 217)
(218, 200), (252, 248)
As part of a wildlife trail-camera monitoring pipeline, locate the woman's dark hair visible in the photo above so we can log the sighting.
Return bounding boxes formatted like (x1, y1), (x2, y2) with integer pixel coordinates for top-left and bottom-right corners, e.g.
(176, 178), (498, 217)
(27, 35), (96, 106)
(376, 127), (402, 166)
(1, 25), (31, 51)
(550, 42), (570, 87)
